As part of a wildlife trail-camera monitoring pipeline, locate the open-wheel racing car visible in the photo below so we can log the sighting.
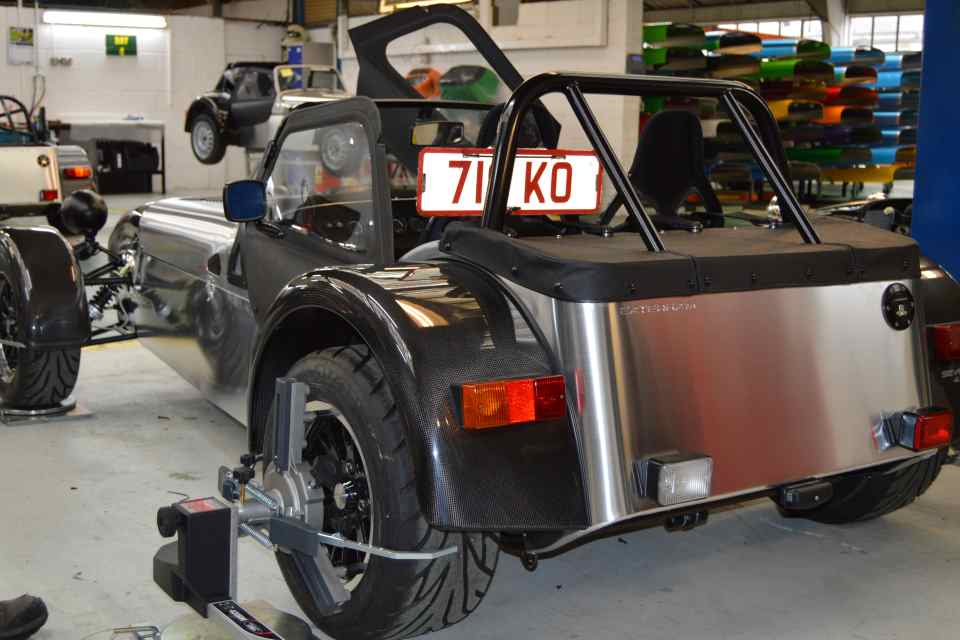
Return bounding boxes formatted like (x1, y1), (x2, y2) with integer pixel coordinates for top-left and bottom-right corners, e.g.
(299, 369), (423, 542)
(1, 6), (958, 640)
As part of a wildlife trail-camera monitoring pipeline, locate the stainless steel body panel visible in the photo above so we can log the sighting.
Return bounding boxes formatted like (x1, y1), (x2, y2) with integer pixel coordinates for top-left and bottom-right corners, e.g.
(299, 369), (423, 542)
(506, 278), (932, 527)
(135, 197), (255, 424)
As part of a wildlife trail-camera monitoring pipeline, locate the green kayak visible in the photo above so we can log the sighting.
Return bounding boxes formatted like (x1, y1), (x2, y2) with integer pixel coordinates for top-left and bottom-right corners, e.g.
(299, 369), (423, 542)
(751, 59), (834, 83)
(786, 147), (872, 165)
(643, 23), (705, 48)
(705, 31), (761, 54)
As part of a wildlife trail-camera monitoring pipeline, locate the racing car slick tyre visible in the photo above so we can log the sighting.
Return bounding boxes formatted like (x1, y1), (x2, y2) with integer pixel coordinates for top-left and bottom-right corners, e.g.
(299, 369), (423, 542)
(785, 449), (947, 525)
(0, 274), (79, 409)
(266, 345), (498, 640)
(190, 113), (226, 165)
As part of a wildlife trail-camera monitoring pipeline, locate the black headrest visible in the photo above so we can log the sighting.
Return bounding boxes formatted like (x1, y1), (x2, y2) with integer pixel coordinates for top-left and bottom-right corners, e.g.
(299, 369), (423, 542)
(631, 110), (709, 217)
(476, 104), (544, 149)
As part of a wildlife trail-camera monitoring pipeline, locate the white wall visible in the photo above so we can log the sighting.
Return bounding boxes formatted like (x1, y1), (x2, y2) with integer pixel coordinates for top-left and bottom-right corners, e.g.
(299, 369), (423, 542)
(0, 7), (283, 192)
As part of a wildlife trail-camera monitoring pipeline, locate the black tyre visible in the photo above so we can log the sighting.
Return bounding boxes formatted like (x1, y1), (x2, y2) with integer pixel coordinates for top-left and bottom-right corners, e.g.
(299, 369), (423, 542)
(190, 113), (226, 165)
(317, 125), (364, 177)
(0, 274), (80, 408)
(265, 345), (498, 640)
(785, 450), (947, 525)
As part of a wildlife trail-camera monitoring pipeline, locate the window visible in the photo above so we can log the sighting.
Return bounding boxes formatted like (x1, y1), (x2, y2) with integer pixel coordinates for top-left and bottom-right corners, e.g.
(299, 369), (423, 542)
(267, 123), (375, 255)
(232, 68), (273, 100)
(712, 19), (823, 40)
(848, 14), (924, 51)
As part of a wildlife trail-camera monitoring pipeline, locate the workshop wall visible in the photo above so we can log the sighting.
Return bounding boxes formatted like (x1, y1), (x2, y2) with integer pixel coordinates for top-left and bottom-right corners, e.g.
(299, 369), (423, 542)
(0, 7), (282, 192)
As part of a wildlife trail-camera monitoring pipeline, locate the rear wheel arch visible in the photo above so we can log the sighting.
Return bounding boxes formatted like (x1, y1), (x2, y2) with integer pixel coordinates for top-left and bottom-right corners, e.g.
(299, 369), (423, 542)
(247, 305), (371, 453)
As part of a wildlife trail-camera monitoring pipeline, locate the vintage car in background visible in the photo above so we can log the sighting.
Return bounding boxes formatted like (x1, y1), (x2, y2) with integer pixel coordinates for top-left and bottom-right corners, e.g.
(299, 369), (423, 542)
(184, 62), (349, 164)
(0, 94), (96, 225)
(0, 6), (957, 640)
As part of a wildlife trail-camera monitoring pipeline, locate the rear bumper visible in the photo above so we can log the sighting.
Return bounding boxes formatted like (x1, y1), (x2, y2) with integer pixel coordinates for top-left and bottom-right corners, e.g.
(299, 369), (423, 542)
(526, 448), (937, 555)
(0, 202), (58, 219)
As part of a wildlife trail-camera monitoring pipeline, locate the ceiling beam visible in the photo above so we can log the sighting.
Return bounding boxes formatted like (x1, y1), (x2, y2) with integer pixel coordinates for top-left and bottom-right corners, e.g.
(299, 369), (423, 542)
(645, 0), (815, 25)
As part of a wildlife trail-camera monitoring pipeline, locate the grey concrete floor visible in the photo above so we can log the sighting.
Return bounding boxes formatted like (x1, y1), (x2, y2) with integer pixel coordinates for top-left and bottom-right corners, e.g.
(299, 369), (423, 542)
(1, 193), (958, 640)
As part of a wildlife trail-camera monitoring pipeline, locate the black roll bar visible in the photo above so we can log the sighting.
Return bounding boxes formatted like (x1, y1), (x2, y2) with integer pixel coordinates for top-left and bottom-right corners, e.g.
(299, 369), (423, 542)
(479, 72), (822, 248)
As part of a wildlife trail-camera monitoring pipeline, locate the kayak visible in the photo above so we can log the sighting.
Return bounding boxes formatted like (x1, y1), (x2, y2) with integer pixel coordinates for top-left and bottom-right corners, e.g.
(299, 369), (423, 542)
(824, 85), (878, 106)
(704, 31), (762, 54)
(879, 128), (918, 146)
(874, 70), (921, 91)
(832, 65), (878, 86)
(829, 46), (885, 66)
(761, 81), (829, 101)
(822, 165), (900, 184)
(878, 51), (923, 71)
(823, 124), (884, 145)
(753, 59), (834, 82)
(706, 54), (760, 78)
(870, 146), (912, 165)
(768, 99), (824, 122)
(780, 124), (826, 143)
(787, 146), (872, 165)
(877, 91), (920, 109)
(643, 47), (706, 72)
(753, 38), (831, 60)
(815, 105), (874, 126)
(643, 23), (705, 47)
(873, 109), (918, 127)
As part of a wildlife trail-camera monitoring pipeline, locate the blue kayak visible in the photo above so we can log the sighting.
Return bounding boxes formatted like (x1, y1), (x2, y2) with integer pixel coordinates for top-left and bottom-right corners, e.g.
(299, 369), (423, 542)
(879, 128), (918, 146)
(878, 52), (923, 71)
(874, 110), (918, 128)
(870, 146), (916, 164)
(829, 46), (885, 66)
(877, 91), (920, 109)
(873, 70), (922, 92)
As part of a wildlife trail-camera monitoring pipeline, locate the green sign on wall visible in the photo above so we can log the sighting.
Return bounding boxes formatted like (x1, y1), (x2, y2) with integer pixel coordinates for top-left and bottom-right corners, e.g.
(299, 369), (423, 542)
(105, 34), (137, 56)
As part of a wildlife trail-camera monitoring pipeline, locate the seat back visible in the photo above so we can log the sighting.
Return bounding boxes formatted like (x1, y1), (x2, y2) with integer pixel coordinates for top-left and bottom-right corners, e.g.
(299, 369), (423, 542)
(630, 109), (721, 217)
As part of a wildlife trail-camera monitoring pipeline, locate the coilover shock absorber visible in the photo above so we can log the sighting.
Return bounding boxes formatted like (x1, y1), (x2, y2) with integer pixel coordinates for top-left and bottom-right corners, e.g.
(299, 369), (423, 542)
(88, 282), (118, 321)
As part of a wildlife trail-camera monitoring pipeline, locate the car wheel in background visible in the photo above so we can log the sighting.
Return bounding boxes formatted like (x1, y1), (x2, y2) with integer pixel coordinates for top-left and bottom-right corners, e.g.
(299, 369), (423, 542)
(190, 113), (227, 165)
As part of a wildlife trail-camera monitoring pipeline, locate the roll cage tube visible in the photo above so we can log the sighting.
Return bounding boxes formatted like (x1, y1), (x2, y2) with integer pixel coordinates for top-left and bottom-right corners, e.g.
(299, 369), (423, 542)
(480, 72), (822, 247)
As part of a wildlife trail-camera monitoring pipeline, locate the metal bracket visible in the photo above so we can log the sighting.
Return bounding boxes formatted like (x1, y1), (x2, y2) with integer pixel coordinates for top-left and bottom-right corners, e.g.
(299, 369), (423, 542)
(273, 378), (308, 472)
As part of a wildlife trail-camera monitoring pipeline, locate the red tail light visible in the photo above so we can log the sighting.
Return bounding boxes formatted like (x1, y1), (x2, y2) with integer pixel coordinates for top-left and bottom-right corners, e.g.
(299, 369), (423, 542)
(39, 189), (58, 202)
(907, 408), (953, 451)
(63, 166), (93, 180)
(932, 323), (960, 361)
(459, 375), (566, 429)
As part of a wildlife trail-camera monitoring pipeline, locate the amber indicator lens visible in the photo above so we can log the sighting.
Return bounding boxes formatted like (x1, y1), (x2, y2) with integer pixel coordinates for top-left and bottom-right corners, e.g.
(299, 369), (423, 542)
(64, 166), (93, 179)
(460, 375), (566, 429)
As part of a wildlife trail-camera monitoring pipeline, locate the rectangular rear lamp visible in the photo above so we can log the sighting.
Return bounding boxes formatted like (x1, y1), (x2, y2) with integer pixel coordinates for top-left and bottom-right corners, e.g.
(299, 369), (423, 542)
(459, 375), (566, 429)
(636, 453), (713, 506)
(932, 323), (960, 361)
(63, 166), (93, 180)
(898, 408), (954, 451)
(39, 189), (58, 202)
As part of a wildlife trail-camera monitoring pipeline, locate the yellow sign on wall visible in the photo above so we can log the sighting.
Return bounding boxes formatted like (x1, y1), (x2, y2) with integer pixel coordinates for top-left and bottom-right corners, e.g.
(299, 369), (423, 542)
(105, 34), (137, 57)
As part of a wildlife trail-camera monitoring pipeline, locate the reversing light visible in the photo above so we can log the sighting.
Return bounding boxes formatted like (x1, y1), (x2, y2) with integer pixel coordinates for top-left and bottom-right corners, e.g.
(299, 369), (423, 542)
(932, 323), (960, 361)
(39, 190), (58, 202)
(63, 166), (93, 180)
(459, 375), (566, 429)
(899, 408), (954, 451)
(636, 453), (713, 506)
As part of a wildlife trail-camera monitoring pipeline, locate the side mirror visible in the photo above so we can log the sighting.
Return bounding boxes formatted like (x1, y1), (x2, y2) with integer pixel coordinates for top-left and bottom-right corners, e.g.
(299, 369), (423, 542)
(223, 179), (266, 222)
(411, 120), (464, 147)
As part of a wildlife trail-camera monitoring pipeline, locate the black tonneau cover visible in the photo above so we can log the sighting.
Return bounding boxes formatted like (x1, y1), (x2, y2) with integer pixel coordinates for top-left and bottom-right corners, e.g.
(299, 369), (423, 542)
(441, 218), (919, 302)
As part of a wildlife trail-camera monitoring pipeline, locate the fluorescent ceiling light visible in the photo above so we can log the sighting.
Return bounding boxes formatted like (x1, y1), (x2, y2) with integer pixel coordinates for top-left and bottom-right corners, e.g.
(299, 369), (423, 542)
(43, 10), (167, 29)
